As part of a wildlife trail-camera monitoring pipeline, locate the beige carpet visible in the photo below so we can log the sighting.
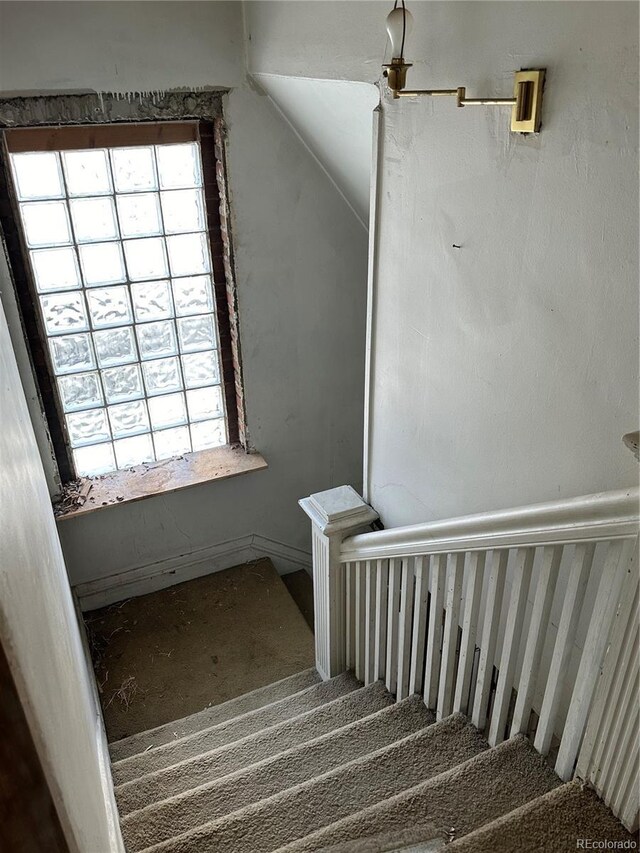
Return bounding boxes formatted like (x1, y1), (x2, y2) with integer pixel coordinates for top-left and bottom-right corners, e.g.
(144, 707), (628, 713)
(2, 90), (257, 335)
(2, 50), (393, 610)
(112, 672), (359, 786)
(114, 680), (393, 814)
(447, 778), (638, 852)
(109, 669), (635, 853)
(85, 558), (315, 741)
(126, 713), (490, 853)
(278, 735), (560, 853)
(120, 695), (435, 851)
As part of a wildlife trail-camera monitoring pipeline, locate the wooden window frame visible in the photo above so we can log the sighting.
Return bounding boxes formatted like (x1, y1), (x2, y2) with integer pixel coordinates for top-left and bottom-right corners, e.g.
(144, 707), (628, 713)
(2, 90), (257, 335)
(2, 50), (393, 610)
(0, 93), (246, 484)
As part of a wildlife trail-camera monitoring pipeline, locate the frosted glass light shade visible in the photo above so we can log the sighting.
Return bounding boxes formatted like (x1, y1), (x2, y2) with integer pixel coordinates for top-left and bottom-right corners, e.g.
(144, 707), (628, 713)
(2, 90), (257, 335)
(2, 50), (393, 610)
(386, 6), (413, 59)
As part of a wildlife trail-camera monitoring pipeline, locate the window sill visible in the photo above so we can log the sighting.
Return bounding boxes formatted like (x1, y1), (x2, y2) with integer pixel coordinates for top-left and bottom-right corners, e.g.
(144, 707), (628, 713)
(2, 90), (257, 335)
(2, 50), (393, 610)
(53, 446), (268, 521)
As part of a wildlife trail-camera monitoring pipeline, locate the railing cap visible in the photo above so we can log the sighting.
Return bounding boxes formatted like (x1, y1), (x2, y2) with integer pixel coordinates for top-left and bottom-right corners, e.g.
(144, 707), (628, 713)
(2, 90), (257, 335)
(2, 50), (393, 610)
(299, 486), (378, 535)
(340, 486), (639, 562)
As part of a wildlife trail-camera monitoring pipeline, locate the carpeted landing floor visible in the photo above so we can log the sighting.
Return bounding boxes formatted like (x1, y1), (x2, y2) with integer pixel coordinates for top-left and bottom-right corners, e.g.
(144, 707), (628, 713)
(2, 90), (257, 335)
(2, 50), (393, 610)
(84, 559), (315, 741)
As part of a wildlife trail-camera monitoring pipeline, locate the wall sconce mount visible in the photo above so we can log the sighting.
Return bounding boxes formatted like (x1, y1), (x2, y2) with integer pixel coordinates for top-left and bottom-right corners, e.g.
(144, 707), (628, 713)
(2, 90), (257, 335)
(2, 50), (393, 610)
(383, 4), (545, 133)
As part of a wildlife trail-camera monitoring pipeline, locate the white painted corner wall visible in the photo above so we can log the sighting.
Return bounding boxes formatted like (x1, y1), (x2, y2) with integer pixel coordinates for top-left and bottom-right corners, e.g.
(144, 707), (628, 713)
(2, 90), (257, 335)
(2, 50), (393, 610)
(251, 74), (379, 226)
(367, 1), (639, 525)
(0, 2), (370, 597)
(244, 0), (639, 525)
(0, 300), (123, 853)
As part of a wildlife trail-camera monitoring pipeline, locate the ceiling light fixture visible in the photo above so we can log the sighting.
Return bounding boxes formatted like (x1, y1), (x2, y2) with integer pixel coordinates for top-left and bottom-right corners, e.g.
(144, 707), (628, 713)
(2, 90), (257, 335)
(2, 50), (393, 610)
(383, 1), (545, 133)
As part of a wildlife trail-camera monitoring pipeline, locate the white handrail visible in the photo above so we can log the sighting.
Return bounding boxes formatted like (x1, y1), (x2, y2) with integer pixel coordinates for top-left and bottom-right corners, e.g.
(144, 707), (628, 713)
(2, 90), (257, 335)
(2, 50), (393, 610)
(340, 487), (639, 562)
(301, 483), (639, 831)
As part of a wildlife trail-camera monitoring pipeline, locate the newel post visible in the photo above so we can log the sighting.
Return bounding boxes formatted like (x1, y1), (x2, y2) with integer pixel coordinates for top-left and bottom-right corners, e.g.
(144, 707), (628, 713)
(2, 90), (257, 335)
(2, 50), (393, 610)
(299, 486), (378, 680)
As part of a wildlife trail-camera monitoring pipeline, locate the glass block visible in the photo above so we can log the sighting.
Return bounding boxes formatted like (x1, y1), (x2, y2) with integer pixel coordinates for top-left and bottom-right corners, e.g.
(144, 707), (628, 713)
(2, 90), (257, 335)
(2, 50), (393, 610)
(11, 152), (64, 200)
(49, 333), (95, 375)
(161, 189), (205, 234)
(114, 433), (155, 469)
(40, 291), (89, 336)
(20, 201), (71, 247)
(70, 197), (119, 243)
(117, 193), (162, 238)
(181, 350), (220, 389)
(31, 247), (80, 292)
(131, 279), (173, 323)
(57, 371), (103, 413)
(108, 399), (150, 438)
(136, 320), (177, 361)
(101, 364), (143, 404)
(123, 237), (168, 281)
(62, 150), (112, 196)
(190, 418), (226, 452)
(142, 356), (182, 396)
(111, 147), (157, 193)
(186, 386), (224, 422)
(153, 425), (191, 460)
(73, 442), (116, 477)
(167, 233), (210, 277)
(177, 314), (216, 353)
(66, 407), (111, 447)
(148, 392), (187, 430)
(172, 275), (214, 317)
(156, 143), (202, 189)
(86, 285), (132, 329)
(93, 326), (137, 368)
(79, 242), (126, 287)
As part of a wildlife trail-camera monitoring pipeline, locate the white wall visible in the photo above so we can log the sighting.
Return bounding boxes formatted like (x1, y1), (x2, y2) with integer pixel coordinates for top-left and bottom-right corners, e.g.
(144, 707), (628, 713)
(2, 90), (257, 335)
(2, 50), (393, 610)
(0, 1), (244, 93)
(368, 0), (639, 525)
(59, 82), (368, 588)
(0, 1), (368, 590)
(0, 293), (123, 853)
(253, 75), (379, 226)
(0, 264), (61, 496)
(245, 1), (387, 83)
(246, 0), (639, 523)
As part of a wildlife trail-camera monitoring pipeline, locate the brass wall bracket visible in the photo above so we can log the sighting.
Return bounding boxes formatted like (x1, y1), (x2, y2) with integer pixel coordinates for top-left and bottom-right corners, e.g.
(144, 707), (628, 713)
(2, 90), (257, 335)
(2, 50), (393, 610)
(389, 69), (545, 134)
(510, 70), (545, 133)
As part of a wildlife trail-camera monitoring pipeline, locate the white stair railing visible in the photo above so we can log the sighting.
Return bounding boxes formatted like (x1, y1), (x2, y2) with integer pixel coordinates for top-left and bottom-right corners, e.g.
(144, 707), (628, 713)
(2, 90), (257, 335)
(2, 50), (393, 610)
(301, 485), (639, 828)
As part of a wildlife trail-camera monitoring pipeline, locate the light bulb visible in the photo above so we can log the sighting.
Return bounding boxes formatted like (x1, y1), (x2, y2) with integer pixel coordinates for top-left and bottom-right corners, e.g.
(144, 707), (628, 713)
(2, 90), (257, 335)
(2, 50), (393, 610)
(386, 6), (413, 60)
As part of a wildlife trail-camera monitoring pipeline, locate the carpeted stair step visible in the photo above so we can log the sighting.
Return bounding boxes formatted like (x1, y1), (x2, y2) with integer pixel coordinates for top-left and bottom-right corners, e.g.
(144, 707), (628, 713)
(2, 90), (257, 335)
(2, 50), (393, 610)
(113, 671), (359, 786)
(109, 668), (320, 762)
(121, 694), (435, 851)
(275, 734), (561, 853)
(446, 778), (637, 852)
(136, 712), (488, 853)
(314, 827), (445, 853)
(115, 680), (394, 815)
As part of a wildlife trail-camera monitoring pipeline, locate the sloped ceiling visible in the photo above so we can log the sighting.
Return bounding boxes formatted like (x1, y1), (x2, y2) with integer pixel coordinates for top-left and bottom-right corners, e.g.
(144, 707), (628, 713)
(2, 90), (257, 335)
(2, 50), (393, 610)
(252, 74), (379, 228)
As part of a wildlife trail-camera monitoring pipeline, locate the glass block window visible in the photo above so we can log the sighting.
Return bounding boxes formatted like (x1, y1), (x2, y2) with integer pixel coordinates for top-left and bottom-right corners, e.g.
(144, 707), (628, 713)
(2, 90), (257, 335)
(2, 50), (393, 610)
(10, 140), (228, 477)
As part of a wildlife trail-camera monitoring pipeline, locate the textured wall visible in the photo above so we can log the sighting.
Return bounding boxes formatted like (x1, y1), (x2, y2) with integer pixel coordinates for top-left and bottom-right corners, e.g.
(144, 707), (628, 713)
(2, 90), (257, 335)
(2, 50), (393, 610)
(0, 301), (122, 853)
(0, 2), (369, 587)
(368, 1), (639, 524)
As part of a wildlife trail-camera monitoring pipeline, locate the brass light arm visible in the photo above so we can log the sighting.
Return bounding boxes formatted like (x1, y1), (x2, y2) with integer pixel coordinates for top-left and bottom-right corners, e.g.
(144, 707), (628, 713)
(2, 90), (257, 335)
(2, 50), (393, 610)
(459, 97), (517, 107)
(382, 4), (545, 133)
(395, 88), (460, 98)
(388, 72), (545, 132)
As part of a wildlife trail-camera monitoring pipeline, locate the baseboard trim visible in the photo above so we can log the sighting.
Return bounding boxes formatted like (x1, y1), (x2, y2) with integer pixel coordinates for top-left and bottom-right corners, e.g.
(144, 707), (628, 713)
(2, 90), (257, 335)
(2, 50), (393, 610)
(252, 535), (313, 577)
(74, 534), (312, 611)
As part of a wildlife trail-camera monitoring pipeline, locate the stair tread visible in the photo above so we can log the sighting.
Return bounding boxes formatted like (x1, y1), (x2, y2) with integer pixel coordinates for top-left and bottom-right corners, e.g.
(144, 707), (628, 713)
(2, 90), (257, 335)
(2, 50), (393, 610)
(136, 712), (488, 853)
(109, 668), (320, 762)
(122, 694), (435, 851)
(115, 680), (393, 815)
(313, 828), (445, 853)
(446, 778), (636, 852)
(113, 671), (359, 786)
(274, 734), (562, 853)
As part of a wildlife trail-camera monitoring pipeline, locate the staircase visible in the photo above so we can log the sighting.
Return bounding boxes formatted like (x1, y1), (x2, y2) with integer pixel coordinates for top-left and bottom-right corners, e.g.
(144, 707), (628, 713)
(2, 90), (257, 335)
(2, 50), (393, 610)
(110, 668), (634, 853)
